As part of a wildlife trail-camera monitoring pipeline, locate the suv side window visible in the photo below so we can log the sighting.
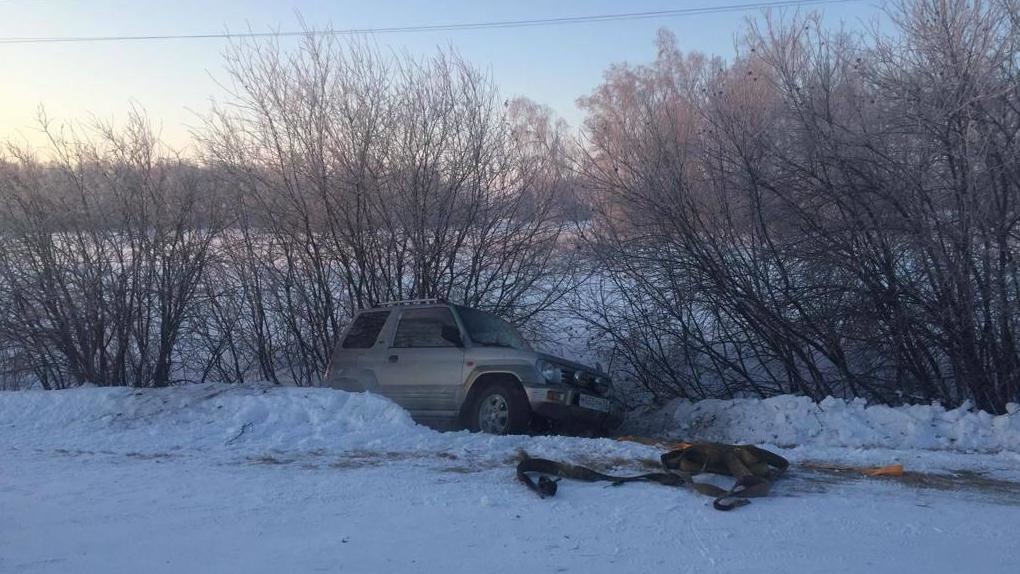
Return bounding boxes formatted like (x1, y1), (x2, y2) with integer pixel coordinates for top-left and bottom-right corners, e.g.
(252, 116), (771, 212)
(342, 311), (391, 349)
(393, 307), (460, 348)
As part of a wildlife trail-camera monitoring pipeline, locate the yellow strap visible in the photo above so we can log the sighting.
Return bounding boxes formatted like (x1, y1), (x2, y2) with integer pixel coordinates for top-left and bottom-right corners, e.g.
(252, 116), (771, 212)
(864, 464), (904, 477)
(803, 462), (906, 477)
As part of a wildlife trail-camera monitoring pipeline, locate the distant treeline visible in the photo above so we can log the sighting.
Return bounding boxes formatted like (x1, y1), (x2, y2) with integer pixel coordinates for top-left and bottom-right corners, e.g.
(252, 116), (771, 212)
(1, 0), (1018, 413)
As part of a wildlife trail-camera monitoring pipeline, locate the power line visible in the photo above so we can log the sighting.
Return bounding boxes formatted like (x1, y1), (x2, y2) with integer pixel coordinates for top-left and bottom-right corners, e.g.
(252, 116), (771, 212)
(0, 0), (863, 45)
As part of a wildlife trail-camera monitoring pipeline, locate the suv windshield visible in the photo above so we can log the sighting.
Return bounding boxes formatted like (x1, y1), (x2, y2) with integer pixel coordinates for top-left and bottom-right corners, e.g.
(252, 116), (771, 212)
(454, 305), (530, 350)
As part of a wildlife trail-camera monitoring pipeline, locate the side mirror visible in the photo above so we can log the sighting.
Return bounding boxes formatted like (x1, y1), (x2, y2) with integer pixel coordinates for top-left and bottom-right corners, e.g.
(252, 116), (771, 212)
(441, 324), (463, 347)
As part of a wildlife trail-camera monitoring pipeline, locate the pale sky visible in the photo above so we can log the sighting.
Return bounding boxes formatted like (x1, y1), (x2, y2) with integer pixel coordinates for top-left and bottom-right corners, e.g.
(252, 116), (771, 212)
(0, 0), (885, 153)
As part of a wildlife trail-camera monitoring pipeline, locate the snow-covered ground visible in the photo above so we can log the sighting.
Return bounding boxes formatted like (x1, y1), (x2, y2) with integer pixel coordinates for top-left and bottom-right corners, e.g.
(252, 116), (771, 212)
(2, 384), (1019, 573)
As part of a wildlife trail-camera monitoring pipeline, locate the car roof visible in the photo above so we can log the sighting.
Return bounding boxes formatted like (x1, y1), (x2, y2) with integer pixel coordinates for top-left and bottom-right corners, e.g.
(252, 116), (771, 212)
(358, 298), (451, 313)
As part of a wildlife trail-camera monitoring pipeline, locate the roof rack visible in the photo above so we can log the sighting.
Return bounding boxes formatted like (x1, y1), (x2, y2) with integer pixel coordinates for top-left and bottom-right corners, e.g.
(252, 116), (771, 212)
(373, 298), (447, 308)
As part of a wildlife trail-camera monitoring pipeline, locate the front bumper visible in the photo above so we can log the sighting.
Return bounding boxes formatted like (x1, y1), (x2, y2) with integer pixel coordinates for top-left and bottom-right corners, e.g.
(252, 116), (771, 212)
(525, 386), (624, 430)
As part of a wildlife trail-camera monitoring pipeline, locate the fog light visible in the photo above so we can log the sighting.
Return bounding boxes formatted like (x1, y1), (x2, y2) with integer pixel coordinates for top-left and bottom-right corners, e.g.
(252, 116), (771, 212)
(546, 390), (565, 402)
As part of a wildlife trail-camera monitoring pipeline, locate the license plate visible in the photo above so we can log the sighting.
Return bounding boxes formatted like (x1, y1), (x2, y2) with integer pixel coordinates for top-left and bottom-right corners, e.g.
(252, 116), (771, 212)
(579, 394), (611, 413)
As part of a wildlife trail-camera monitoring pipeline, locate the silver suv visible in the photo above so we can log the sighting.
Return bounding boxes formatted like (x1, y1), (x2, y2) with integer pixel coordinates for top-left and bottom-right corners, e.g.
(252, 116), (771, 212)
(323, 299), (622, 434)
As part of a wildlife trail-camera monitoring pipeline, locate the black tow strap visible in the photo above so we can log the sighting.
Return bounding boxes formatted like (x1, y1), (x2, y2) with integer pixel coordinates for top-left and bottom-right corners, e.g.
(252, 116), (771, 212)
(516, 450), (783, 511)
(516, 455), (686, 499)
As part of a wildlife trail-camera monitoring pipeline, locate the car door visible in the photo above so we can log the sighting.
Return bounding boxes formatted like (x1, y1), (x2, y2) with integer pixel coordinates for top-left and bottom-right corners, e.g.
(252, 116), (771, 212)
(376, 306), (466, 414)
(327, 309), (394, 393)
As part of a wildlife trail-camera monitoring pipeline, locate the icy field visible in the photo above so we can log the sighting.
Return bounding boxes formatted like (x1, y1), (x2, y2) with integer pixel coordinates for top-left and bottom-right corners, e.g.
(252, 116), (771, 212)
(2, 384), (1019, 573)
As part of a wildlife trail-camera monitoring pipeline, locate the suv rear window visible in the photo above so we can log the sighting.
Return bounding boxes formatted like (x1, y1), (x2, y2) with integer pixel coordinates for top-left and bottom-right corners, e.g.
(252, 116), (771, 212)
(342, 311), (391, 348)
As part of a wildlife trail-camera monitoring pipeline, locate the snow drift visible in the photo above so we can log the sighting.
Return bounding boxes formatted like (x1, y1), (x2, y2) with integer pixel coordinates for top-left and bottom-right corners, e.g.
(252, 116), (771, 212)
(0, 383), (422, 454)
(0, 384), (653, 465)
(3, 384), (1019, 459)
(627, 395), (1020, 453)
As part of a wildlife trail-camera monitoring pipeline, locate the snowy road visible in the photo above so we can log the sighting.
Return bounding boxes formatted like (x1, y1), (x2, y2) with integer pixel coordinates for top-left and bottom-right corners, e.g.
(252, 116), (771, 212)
(2, 384), (1019, 573)
(4, 447), (1019, 573)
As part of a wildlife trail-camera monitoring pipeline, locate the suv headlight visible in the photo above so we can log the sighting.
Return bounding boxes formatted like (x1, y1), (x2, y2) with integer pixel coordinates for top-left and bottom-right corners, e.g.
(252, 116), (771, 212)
(594, 376), (611, 395)
(536, 360), (561, 385)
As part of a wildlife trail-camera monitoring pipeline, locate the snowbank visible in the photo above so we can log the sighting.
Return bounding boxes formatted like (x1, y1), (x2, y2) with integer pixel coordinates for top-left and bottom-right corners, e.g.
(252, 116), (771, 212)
(0, 383), (423, 454)
(0, 383), (657, 465)
(626, 395), (1020, 453)
(4, 384), (1019, 462)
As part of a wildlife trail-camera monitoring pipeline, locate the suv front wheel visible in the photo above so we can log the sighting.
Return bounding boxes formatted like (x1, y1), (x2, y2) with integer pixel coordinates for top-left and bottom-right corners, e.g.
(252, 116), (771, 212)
(467, 381), (531, 435)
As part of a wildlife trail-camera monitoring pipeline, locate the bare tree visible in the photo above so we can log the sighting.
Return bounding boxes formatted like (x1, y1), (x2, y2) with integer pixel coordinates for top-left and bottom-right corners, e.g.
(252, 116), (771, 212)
(577, 0), (1020, 412)
(0, 110), (224, 388)
(196, 33), (575, 385)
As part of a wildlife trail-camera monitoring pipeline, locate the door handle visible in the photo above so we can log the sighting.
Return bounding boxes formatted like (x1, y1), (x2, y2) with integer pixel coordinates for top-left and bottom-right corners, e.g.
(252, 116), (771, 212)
(388, 355), (399, 362)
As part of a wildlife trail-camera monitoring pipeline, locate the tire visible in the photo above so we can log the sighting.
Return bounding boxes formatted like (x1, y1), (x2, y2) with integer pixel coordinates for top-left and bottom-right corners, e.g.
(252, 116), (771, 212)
(467, 380), (531, 435)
